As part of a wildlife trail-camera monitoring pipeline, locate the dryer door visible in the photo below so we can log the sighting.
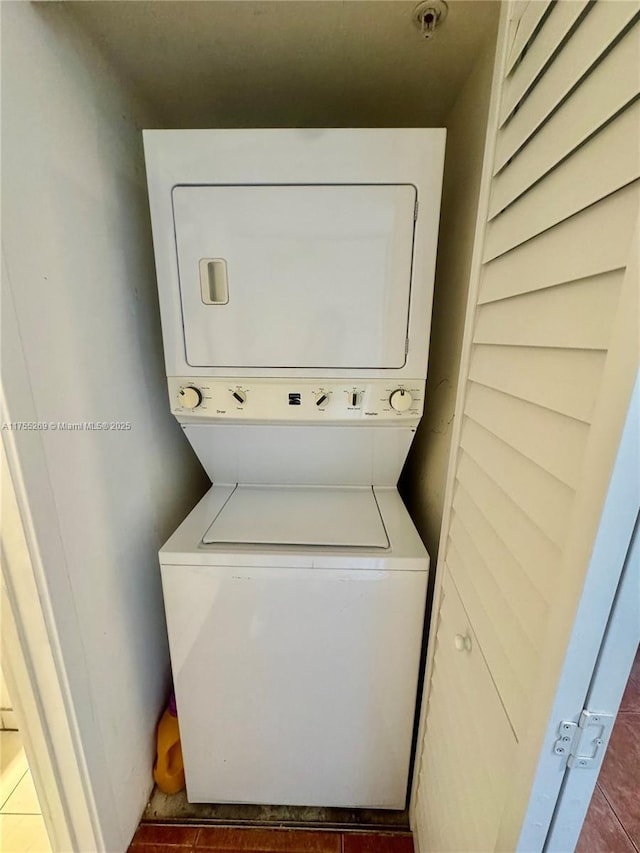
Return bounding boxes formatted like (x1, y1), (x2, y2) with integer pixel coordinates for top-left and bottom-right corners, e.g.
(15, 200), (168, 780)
(172, 184), (416, 369)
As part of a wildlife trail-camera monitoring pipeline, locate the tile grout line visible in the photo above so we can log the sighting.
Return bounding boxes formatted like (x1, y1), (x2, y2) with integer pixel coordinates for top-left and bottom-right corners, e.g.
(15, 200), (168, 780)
(0, 767), (29, 813)
(2, 811), (42, 816)
(596, 783), (639, 853)
(618, 680), (640, 715)
(2, 771), (42, 817)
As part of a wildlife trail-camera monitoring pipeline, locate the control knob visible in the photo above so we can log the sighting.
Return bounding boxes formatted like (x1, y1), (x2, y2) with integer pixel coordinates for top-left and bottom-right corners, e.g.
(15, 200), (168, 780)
(179, 386), (203, 410)
(389, 388), (413, 412)
(231, 390), (247, 405)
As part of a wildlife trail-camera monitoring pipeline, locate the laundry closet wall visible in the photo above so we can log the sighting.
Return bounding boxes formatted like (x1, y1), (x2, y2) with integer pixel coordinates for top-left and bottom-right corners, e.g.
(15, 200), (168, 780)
(1, 3), (208, 850)
(402, 24), (499, 561)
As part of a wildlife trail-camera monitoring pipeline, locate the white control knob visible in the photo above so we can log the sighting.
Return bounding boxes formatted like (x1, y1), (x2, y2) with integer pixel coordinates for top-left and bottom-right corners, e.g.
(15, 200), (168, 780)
(179, 386), (203, 410)
(231, 390), (246, 405)
(389, 388), (413, 412)
(315, 392), (330, 409)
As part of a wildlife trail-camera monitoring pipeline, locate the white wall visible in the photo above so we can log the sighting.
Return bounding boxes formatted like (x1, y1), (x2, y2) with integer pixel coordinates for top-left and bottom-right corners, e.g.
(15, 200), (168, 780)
(1, 3), (208, 849)
(401, 20), (499, 561)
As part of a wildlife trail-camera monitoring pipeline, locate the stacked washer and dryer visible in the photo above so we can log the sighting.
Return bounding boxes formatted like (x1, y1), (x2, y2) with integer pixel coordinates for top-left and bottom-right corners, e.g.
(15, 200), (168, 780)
(143, 129), (446, 810)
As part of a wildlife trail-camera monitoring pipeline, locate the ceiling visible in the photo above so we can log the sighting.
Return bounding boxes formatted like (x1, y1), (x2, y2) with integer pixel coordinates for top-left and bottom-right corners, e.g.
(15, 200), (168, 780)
(68, 0), (499, 128)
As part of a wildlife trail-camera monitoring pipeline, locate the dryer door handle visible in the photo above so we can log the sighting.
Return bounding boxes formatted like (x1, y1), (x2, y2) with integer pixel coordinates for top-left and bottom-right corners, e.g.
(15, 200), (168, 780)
(199, 258), (229, 305)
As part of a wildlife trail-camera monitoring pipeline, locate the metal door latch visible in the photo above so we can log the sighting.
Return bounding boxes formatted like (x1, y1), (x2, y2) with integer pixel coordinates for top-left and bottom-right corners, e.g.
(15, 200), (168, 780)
(553, 711), (614, 769)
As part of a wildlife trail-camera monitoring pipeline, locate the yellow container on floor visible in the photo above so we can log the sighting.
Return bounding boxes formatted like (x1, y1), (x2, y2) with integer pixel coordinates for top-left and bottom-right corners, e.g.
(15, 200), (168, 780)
(153, 693), (185, 795)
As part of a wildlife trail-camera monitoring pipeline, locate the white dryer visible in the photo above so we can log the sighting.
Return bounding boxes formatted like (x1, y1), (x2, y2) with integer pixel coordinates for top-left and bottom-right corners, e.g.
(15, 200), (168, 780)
(143, 129), (446, 809)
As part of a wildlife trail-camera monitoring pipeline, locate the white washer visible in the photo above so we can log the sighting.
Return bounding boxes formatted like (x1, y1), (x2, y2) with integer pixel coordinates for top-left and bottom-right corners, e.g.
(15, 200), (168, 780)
(160, 484), (428, 809)
(144, 129), (445, 810)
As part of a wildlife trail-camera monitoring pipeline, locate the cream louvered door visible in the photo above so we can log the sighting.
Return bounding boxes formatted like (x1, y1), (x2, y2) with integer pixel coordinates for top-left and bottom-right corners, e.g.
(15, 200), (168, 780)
(412, 2), (640, 851)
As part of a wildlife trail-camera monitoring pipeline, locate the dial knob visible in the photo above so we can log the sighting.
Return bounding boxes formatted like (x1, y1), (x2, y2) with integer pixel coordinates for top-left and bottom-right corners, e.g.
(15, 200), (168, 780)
(315, 392), (330, 408)
(179, 386), (203, 410)
(389, 388), (413, 412)
(231, 390), (246, 405)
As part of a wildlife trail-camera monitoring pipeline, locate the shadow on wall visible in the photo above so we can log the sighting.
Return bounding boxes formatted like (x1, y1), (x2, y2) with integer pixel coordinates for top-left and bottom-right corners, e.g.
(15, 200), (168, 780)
(400, 10), (500, 565)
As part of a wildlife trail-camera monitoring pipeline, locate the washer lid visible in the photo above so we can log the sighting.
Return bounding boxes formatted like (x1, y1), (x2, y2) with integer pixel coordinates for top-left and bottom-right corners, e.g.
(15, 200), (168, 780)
(202, 485), (389, 548)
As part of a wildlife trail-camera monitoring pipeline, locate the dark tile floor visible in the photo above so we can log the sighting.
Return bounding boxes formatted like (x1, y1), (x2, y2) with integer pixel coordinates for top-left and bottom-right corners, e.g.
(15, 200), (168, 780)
(128, 826), (414, 853)
(577, 646), (640, 853)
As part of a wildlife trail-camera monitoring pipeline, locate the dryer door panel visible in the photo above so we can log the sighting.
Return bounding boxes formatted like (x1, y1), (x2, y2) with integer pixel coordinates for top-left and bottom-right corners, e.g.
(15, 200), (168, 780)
(172, 184), (416, 369)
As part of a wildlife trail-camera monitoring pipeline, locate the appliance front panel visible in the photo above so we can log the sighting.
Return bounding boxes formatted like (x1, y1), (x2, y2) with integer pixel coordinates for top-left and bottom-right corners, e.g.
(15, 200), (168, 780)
(172, 184), (416, 369)
(161, 563), (427, 808)
(169, 377), (424, 424)
(181, 423), (417, 485)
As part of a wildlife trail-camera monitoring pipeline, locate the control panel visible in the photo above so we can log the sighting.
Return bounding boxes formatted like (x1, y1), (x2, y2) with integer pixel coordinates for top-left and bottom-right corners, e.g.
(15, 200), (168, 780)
(169, 378), (425, 424)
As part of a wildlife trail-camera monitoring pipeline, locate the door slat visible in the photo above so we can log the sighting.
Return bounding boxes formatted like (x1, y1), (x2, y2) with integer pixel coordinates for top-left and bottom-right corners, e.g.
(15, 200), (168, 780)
(494, 1), (639, 172)
(464, 381), (589, 488)
(459, 417), (574, 548)
(474, 269), (624, 351)
(491, 24), (640, 216)
(468, 344), (606, 422)
(485, 100), (640, 261)
(505, 0), (555, 76)
(452, 482), (549, 647)
(456, 451), (560, 598)
(479, 182), (639, 304)
(499, 0), (591, 126)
